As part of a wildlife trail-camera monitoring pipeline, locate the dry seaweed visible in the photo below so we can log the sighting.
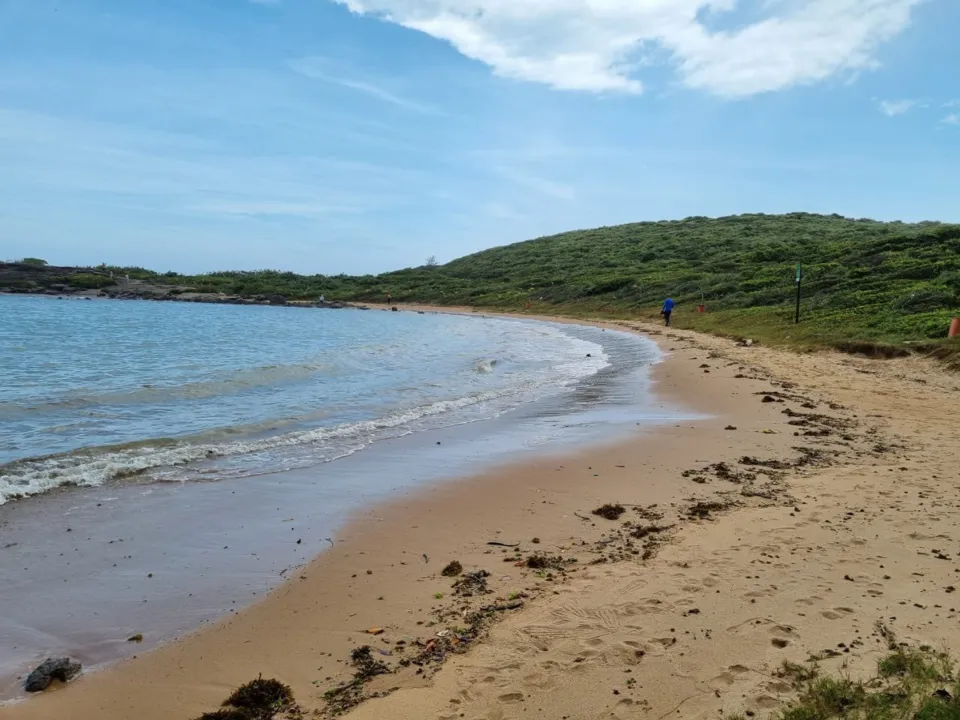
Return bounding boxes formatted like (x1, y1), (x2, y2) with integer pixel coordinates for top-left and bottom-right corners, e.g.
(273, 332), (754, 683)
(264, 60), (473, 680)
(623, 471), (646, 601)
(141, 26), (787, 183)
(592, 504), (626, 520)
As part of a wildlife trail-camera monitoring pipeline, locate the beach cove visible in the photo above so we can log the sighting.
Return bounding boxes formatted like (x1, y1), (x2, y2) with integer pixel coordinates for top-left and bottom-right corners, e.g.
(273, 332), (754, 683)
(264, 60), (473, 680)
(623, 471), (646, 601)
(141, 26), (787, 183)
(3, 308), (957, 720)
(1, 300), (677, 703)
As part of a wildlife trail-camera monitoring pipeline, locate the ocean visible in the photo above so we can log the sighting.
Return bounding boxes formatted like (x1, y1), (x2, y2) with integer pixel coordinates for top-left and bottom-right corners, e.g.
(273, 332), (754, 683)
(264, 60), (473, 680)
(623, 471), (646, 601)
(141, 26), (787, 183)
(0, 294), (680, 698)
(0, 295), (622, 504)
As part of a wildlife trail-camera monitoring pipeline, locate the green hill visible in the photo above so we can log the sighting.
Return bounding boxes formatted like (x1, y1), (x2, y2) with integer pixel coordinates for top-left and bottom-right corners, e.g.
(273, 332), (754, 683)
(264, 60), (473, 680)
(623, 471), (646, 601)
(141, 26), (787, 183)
(13, 213), (960, 354)
(192, 213), (960, 349)
(395, 212), (960, 349)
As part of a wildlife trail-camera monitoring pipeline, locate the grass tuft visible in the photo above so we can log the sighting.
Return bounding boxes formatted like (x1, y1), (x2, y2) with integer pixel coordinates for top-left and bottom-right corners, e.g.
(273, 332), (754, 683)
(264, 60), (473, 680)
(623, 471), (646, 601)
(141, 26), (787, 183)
(732, 647), (960, 719)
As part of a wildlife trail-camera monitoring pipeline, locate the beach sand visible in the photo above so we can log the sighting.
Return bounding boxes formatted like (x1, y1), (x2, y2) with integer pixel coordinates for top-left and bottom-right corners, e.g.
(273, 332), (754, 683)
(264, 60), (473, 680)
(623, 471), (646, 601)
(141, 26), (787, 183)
(3, 316), (958, 720)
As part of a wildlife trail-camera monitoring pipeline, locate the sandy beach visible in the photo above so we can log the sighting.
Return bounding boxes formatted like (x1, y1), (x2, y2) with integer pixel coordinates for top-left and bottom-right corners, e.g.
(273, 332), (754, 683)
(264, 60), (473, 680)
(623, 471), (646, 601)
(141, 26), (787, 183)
(3, 313), (958, 720)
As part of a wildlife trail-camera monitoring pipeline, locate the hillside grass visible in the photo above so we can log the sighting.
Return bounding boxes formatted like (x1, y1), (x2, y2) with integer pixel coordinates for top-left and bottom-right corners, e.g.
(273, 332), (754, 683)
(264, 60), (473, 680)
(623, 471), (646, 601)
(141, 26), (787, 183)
(20, 213), (960, 359)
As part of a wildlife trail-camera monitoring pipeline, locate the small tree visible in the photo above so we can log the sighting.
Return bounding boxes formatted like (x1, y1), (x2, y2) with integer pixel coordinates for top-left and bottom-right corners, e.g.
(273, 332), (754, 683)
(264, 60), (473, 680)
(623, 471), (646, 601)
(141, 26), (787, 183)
(20, 257), (48, 266)
(425, 255), (438, 268)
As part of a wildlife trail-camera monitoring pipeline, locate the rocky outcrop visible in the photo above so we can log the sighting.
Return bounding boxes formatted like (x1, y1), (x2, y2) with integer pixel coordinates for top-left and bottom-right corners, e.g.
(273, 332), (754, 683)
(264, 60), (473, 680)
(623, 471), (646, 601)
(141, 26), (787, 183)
(0, 263), (367, 310)
(24, 657), (82, 692)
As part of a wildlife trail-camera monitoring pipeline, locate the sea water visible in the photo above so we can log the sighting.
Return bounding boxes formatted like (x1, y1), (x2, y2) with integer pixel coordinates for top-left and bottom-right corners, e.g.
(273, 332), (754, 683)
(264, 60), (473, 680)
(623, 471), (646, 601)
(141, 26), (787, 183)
(0, 294), (678, 697)
(0, 296), (622, 503)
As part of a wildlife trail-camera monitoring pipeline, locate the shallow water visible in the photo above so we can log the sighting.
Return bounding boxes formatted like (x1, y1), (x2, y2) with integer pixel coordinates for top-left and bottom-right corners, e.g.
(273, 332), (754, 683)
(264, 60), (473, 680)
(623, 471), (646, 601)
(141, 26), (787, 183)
(0, 298), (693, 699)
(0, 296), (611, 503)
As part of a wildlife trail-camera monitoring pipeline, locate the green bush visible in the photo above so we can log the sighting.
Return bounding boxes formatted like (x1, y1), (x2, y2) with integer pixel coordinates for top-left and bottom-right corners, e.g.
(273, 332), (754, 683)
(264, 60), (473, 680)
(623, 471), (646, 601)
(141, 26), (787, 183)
(67, 273), (114, 290)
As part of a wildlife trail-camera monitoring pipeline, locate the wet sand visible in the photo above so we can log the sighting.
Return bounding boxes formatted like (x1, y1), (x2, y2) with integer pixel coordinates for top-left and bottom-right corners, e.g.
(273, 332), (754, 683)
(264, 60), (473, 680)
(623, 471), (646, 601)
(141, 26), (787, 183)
(3, 316), (959, 720)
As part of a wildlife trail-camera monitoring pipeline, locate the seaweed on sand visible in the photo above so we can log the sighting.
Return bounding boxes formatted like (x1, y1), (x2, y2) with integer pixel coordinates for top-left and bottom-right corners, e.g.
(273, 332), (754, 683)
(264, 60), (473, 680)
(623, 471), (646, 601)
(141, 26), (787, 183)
(593, 504), (626, 520)
(322, 646), (391, 716)
(525, 554), (570, 571)
(686, 500), (735, 520)
(452, 570), (491, 597)
(440, 560), (463, 577)
(193, 677), (300, 720)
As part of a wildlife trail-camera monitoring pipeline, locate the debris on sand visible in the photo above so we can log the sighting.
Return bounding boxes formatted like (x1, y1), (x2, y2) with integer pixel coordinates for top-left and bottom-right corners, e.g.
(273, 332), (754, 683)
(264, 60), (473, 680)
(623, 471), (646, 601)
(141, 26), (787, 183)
(321, 647), (391, 717)
(452, 570), (491, 597)
(349, 646), (390, 680)
(739, 456), (792, 470)
(440, 560), (463, 577)
(24, 658), (82, 693)
(635, 505), (665, 521)
(685, 462), (755, 484)
(194, 676), (301, 720)
(630, 524), (673, 540)
(686, 500), (735, 520)
(525, 554), (571, 571)
(592, 504), (626, 520)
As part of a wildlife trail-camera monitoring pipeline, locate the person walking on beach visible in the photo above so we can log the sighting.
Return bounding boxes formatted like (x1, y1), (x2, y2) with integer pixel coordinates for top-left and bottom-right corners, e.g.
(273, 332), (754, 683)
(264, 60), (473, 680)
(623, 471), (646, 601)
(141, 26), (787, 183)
(661, 297), (675, 326)
(386, 292), (393, 306)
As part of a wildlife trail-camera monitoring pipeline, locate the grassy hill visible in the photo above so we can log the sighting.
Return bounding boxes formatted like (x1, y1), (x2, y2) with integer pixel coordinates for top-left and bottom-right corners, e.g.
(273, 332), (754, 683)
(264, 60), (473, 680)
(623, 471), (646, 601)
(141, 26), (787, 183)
(11, 213), (960, 355)
(178, 213), (960, 350)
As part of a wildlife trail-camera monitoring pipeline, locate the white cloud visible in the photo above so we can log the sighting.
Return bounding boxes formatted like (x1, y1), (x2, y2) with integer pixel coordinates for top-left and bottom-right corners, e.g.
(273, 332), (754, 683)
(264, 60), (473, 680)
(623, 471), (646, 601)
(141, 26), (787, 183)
(878, 98), (917, 116)
(334, 0), (923, 96)
(943, 113), (960, 126)
(289, 57), (440, 113)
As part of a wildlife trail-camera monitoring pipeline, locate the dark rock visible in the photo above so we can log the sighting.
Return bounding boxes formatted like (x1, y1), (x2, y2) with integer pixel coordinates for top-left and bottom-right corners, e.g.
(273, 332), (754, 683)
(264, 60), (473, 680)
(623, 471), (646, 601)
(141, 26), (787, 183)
(257, 293), (287, 306)
(24, 657), (82, 692)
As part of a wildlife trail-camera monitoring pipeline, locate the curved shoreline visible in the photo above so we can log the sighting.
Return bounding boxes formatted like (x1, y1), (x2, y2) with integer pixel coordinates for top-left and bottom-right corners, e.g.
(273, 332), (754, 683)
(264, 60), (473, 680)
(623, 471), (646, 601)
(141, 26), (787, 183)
(3, 312), (956, 720)
(0, 312), (667, 701)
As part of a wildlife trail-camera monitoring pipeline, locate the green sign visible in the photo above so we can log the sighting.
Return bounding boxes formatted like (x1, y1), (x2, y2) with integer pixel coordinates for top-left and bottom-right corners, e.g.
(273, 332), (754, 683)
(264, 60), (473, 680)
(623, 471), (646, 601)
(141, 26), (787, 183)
(795, 263), (803, 283)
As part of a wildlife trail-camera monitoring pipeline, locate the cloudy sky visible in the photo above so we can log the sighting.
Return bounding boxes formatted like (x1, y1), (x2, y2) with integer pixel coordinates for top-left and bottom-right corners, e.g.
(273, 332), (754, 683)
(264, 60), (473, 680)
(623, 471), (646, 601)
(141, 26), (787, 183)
(1, 0), (957, 273)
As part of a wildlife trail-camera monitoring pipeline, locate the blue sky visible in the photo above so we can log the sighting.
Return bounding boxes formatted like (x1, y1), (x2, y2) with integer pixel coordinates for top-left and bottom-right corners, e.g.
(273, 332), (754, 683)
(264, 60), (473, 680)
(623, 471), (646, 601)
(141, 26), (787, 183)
(1, 0), (958, 274)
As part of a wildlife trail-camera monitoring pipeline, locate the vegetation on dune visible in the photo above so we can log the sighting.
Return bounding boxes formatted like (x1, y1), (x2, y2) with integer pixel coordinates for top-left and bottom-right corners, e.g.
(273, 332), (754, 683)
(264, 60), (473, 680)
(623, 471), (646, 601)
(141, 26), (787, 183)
(730, 646), (960, 720)
(7, 213), (960, 355)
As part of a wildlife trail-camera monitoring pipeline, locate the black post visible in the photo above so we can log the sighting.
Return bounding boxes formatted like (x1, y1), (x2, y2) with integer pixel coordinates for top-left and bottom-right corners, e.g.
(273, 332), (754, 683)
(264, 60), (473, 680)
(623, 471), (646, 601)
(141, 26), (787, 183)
(795, 263), (802, 325)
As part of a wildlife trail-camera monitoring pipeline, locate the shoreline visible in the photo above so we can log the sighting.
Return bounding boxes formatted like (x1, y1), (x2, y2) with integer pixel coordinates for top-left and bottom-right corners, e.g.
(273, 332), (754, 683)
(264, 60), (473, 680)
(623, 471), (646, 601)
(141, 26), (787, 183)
(2, 313), (958, 720)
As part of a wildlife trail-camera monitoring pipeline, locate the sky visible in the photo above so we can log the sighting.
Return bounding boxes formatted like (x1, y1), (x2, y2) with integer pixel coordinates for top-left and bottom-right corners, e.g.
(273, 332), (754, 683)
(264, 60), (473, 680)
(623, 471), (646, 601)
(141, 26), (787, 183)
(1, 0), (958, 275)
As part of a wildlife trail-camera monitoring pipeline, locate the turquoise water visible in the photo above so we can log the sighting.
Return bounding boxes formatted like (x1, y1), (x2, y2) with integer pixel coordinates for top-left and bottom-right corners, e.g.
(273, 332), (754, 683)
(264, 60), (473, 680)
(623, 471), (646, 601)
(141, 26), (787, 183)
(0, 295), (626, 503)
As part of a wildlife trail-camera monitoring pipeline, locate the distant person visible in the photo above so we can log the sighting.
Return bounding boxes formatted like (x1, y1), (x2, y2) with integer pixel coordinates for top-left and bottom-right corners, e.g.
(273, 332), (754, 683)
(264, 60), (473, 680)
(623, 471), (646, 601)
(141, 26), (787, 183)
(386, 292), (392, 305)
(661, 297), (675, 326)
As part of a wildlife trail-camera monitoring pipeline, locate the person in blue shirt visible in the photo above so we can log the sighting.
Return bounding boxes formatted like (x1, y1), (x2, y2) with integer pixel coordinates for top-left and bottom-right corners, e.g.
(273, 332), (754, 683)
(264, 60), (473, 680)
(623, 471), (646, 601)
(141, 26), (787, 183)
(661, 298), (675, 326)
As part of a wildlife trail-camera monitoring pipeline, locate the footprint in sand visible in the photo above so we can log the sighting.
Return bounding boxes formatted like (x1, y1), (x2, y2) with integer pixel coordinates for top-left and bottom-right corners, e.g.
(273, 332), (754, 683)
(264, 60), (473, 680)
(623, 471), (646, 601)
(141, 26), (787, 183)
(711, 664), (752, 688)
(520, 672), (556, 690)
(769, 627), (798, 648)
(596, 606), (621, 630)
(754, 694), (784, 709)
(822, 607), (856, 620)
(770, 624), (800, 638)
(497, 692), (524, 704)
